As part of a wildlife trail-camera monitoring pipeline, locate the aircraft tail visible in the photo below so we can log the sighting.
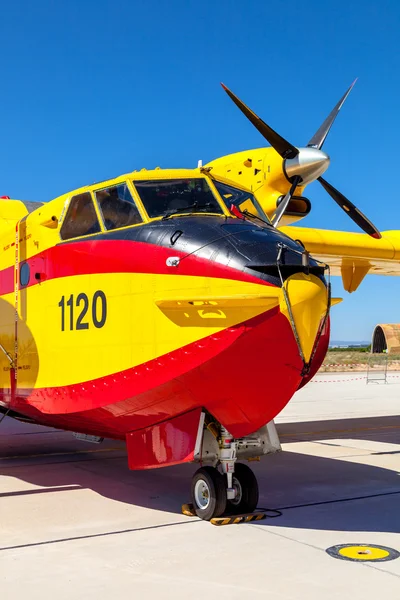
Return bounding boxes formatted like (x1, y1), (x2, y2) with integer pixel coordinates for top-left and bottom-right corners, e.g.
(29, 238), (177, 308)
(0, 198), (43, 232)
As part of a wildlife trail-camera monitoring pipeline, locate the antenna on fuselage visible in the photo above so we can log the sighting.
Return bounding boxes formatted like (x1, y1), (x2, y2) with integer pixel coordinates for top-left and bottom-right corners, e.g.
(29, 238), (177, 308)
(197, 159), (203, 168)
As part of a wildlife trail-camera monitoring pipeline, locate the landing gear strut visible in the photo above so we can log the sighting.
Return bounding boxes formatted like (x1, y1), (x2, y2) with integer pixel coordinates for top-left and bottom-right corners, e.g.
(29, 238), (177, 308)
(190, 425), (259, 521)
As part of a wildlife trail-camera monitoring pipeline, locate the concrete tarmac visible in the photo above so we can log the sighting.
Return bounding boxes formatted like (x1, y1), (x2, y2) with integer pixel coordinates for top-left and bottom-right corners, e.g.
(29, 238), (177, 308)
(0, 373), (399, 599)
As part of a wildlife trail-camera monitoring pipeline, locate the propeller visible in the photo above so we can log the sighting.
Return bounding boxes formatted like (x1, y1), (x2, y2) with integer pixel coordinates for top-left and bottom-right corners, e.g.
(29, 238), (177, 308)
(307, 79), (357, 150)
(318, 177), (381, 239)
(221, 81), (381, 238)
(221, 84), (298, 160)
(270, 175), (301, 226)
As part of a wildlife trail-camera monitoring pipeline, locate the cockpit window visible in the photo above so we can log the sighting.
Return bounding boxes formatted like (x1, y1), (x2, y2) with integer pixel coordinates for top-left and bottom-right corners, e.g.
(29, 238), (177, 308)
(95, 183), (142, 230)
(60, 192), (101, 240)
(133, 178), (223, 219)
(213, 181), (270, 224)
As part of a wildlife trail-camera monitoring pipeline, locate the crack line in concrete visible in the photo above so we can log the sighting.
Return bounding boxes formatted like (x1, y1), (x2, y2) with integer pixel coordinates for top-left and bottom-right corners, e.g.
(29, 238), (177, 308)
(273, 490), (400, 511)
(0, 519), (201, 553)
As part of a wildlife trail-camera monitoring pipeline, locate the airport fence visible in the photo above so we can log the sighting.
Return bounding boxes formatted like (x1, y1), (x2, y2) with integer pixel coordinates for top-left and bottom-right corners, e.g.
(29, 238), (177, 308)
(311, 354), (399, 384)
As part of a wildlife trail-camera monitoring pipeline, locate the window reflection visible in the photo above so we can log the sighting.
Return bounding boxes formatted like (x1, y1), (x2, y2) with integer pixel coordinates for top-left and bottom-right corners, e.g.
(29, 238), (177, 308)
(134, 178), (223, 218)
(213, 180), (270, 224)
(60, 192), (101, 240)
(95, 183), (142, 230)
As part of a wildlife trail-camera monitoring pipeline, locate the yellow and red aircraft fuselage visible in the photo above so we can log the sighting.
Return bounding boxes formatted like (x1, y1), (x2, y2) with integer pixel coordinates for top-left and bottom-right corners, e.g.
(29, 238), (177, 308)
(0, 167), (329, 469)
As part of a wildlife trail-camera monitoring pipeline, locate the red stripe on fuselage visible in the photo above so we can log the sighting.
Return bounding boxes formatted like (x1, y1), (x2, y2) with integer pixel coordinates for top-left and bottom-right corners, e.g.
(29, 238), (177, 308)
(0, 238), (273, 296)
(0, 266), (14, 296)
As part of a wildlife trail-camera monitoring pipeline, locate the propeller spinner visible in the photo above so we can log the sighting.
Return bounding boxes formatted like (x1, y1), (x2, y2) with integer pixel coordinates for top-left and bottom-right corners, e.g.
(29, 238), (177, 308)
(221, 81), (381, 239)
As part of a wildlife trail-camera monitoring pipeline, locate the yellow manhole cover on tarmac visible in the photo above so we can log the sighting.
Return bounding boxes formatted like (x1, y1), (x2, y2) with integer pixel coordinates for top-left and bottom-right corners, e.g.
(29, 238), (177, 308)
(327, 544), (399, 562)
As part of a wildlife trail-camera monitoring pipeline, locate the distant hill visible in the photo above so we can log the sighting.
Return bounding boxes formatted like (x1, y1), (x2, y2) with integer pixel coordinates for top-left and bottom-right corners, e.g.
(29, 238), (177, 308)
(329, 340), (370, 348)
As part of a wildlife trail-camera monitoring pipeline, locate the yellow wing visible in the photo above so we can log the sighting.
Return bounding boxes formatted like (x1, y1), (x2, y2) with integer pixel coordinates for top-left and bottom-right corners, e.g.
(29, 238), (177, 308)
(280, 226), (400, 292)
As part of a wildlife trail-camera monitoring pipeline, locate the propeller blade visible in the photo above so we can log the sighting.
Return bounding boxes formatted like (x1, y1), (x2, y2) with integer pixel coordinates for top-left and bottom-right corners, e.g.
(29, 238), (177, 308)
(271, 175), (302, 228)
(318, 177), (381, 239)
(221, 83), (298, 159)
(307, 80), (357, 150)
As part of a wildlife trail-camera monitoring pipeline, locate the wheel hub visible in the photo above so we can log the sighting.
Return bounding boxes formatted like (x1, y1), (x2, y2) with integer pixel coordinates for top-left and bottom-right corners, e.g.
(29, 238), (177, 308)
(194, 479), (210, 510)
(229, 476), (243, 506)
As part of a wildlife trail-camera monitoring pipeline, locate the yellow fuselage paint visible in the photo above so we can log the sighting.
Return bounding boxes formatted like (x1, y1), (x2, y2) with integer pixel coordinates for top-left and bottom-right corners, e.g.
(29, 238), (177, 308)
(0, 273), (277, 392)
(279, 273), (328, 363)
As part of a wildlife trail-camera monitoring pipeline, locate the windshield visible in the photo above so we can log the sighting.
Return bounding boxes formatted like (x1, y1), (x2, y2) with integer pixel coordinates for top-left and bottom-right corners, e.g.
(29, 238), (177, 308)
(133, 178), (224, 219)
(213, 181), (270, 225)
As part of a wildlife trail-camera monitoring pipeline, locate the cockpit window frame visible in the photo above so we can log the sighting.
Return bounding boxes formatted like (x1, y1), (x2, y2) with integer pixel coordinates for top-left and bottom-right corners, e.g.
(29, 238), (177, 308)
(131, 176), (230, 221)
(211, 178), (271, 225)
(57, 174), (262, 243)
(59, 191), (103, 241)
(92, 181), (145, 232)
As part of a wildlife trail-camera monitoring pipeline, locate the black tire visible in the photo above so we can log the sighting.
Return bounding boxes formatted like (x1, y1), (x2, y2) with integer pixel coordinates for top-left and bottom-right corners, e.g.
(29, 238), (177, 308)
(227, 463), (259, 515)
(191, 466), (227, 521)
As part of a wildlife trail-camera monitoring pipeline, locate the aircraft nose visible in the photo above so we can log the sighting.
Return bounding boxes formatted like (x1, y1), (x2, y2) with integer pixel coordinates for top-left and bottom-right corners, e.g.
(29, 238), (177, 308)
(284, 147), (330, 186)
(279, 272), (328, 363)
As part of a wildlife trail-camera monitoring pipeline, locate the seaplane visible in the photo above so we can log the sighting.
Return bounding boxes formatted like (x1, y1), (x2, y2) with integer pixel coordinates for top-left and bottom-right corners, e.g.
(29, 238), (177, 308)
(1, 82), (399, 521)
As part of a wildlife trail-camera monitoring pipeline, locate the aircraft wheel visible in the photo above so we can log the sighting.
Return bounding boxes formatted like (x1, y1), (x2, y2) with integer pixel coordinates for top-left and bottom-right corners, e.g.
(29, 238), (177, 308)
(191, 466), (227, 521)
(227, 463), (259, 514)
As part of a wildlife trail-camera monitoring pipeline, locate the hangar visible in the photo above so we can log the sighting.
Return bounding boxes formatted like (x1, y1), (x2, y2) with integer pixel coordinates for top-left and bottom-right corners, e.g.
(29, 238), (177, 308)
(371, 324), (400, 354)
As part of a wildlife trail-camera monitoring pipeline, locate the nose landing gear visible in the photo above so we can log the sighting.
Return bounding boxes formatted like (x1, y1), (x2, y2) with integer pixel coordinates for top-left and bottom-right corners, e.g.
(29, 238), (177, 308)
(190, 425), (260, 521)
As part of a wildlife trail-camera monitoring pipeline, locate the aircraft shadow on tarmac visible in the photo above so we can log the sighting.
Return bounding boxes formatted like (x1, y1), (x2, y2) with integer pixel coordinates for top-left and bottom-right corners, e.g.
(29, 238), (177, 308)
(0, 415), (399, 534)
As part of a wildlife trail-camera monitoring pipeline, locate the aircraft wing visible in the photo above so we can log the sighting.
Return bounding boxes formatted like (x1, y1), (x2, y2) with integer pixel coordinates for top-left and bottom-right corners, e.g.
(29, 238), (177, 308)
(279, 226), (400, 292)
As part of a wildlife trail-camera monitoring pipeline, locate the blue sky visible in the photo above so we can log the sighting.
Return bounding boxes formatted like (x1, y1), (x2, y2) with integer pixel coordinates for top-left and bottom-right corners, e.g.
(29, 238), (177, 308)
(1, 0), (399, 341)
